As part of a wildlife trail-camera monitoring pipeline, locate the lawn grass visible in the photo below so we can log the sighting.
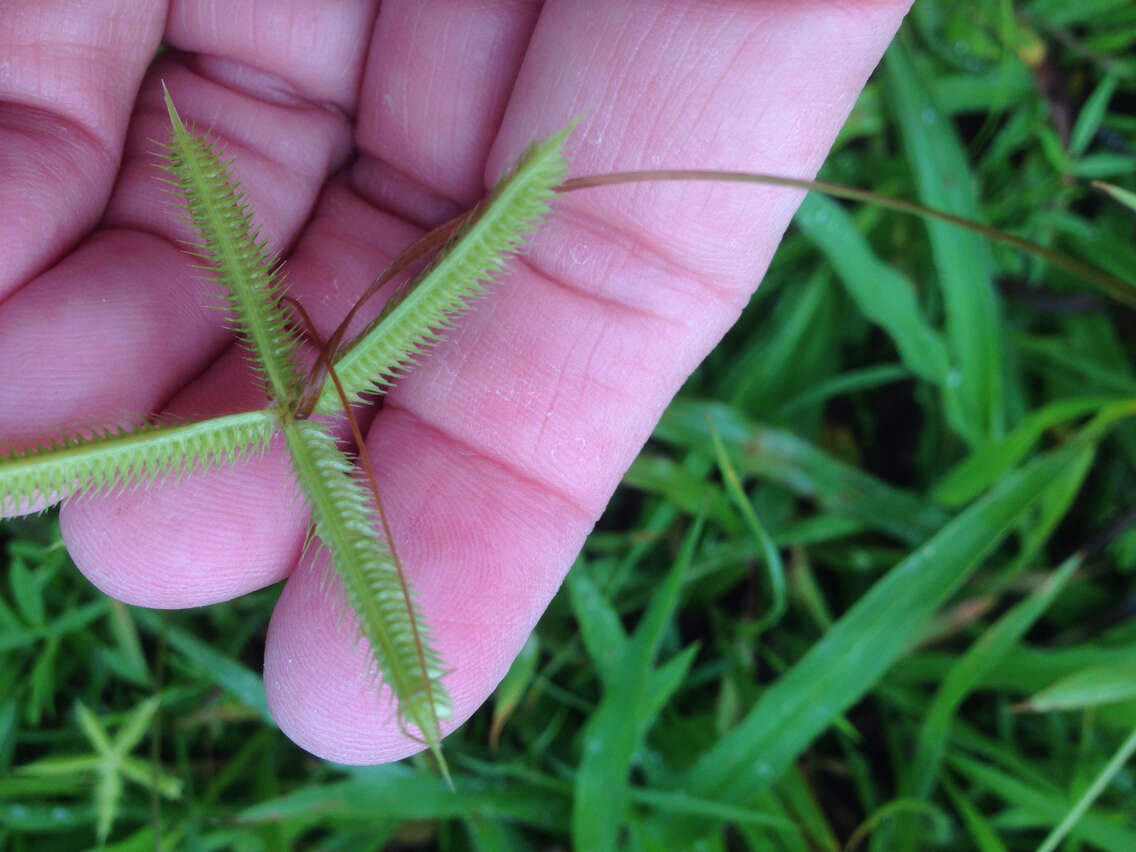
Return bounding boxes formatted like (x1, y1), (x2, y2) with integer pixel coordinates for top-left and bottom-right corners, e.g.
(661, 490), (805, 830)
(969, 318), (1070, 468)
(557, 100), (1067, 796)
(3, 3), (1136, 849)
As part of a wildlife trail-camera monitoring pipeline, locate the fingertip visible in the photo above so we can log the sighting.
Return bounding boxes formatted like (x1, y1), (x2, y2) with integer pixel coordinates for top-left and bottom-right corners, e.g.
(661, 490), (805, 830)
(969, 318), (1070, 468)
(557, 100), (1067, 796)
(264, 551), (435, 764)
(60, 444), (305, 609)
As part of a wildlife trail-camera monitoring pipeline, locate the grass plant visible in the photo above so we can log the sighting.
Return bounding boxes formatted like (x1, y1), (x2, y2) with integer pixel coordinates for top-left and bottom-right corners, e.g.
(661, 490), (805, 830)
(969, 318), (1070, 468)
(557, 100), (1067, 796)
(2, 4), (1136, 849)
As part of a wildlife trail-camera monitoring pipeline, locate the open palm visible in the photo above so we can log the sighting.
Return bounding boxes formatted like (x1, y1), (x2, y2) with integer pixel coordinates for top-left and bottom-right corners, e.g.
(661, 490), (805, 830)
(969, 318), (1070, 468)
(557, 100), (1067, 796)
(0, 1), (911, 763)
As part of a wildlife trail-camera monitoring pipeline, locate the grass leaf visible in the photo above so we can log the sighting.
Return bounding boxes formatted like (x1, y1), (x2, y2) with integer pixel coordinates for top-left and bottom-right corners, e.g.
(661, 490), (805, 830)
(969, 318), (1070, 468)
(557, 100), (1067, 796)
(884, 39), (1004, 444)
(673, 433), (1102, 842)
(570, 515), (701, 851)
(905, 555), (1080, 803)
(236, 765), (569, 832)
(795, 193), (950, 386)
(1021, 663), (1136, 712)
(656, 399), (948, 544)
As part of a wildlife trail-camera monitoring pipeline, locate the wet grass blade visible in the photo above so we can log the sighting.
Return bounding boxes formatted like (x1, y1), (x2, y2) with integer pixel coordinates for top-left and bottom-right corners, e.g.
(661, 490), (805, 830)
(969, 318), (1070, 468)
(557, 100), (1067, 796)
(656, 399), (948, 544)
(904, 555), (1081, 807)
(568, 519), (700, 851)
(884, 39), (1004, 444)
(668, 433), (1100, 842)
(795, 193), (950, 386)
(949, 754), (1136, 850)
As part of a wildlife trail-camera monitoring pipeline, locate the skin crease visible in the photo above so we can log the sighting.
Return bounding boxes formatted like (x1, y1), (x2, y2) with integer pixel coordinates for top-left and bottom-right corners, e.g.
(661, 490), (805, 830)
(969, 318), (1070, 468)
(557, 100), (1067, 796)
(0, 0), (914, 763)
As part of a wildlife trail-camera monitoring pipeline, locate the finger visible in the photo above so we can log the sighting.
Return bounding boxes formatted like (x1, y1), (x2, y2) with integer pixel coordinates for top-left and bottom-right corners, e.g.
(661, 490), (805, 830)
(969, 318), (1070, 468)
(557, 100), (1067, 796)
(2, 0), (376, 440)
(266, 0), (914, 762)
(24, 5), (374, 578)
(0, 57), (351, 448)
(0, 0), (165, 299)
(1, 0), (375, 457)
(164, 0), (379, 112)
(351, 0), (543, 225)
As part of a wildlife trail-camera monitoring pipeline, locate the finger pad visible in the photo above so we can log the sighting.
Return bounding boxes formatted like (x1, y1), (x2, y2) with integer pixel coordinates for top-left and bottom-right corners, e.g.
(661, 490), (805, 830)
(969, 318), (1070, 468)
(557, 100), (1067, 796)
(61, 440), (304, 608)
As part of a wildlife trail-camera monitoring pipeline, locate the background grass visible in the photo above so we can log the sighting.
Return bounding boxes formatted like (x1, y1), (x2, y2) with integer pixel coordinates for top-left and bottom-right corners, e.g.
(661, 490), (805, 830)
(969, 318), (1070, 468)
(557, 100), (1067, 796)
(3, 2), (1136, 849)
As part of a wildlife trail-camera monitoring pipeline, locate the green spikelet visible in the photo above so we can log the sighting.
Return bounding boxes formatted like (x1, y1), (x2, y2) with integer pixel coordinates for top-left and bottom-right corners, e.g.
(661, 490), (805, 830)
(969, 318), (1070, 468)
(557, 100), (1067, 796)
(315, 127), (572, 413)
(281, 417), (452, 772)
(0, 411), (278, 513)
(158, 85), (305, 408)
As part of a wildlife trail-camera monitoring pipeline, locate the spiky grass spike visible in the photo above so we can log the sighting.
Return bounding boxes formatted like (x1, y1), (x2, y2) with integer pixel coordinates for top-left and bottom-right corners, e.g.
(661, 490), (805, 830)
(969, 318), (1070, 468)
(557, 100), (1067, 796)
(314, 126), (572, 413)
(0, 411), (278, 513)
(283, 294), (452, 782)
(159, 85), (305, 408)
(281, 418), (452, 751)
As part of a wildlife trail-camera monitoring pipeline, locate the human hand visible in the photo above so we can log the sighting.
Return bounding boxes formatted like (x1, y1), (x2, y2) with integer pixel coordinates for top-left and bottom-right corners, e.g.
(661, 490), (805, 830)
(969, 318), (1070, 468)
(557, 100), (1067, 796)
(0, 0), (912, 763)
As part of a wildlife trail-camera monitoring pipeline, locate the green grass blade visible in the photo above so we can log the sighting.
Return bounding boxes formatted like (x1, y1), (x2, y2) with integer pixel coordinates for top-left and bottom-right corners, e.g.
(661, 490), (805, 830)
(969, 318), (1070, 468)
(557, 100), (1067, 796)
(1020, 663), (1136, 712)
(1037, 724), (1136, 852)
(630, 788), (797, 832)
(884, 39), (1004, 444)
(656, 399), (948, 544)
(776, 364), (913, 419)
(845, 799), (949, 851)
(317, 127), (571, 413)
(94, 763), (121, 845)
(776, 768), (841, 852)
(1017, 336), (1136, 395)
(132, 609), (271, 723)
(488, 635), (540, 750)
(942, 777), (1009, 852)
(1094, 180), (1136, 213)
(117, 755), (182, 800)
(623, 453), (741, 534)
(0, 600), (107, 654)
(1004, 444), (1096, 577)
(932, 396), (1123, 506)
(1070, 72), (1119, 158)
(722, 270), (841, 414)
(16, 754), (103, 777)
(111, 696), (161, 756)
(236, 765), (569, 832)
(949, 754), (1136, 850)
(9, 555), (44, 627)
(905, 555), (1080, 804)
(641, 644), (698, 724)
(668, 434), (1099, 843)
(893, 641), (1136, 699)
(707, 416), (785, 632)
(0, 410), (278, 513)
(570, 516), (700, 852)
(795, 193), (950, 386)
(74, 702), (113, 756)
(566, 566), (628, 687)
